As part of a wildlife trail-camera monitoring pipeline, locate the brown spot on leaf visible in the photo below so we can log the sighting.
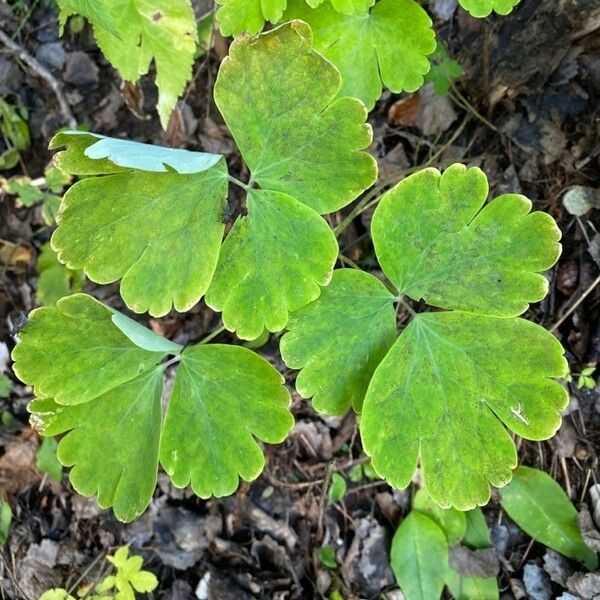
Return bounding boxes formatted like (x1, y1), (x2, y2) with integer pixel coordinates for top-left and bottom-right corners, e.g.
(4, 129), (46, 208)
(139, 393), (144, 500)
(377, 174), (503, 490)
(152, 11), (162, 22)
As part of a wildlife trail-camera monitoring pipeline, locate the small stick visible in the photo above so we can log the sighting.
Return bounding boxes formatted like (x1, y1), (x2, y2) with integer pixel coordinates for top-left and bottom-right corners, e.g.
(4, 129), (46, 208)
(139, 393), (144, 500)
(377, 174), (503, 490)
(560, 455), (572, 498)
(550, 273), (600, 332)
(0, 27), (76, 128)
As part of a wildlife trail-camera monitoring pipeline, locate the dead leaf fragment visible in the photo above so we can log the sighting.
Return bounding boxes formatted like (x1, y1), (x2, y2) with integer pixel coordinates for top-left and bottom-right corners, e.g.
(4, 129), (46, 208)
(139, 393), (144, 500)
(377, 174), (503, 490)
(449, 546), (499, 578)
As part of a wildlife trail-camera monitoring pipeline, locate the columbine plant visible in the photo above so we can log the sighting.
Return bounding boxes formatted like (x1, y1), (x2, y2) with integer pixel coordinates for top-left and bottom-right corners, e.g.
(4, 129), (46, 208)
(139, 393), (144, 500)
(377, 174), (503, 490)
(56, 0), (521, 125)
(12, 22), (564, 523)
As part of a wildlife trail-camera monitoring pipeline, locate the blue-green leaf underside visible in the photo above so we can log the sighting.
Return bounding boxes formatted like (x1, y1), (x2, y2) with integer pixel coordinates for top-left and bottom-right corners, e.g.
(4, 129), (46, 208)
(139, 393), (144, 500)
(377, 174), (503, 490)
(58, 131), (222, 174)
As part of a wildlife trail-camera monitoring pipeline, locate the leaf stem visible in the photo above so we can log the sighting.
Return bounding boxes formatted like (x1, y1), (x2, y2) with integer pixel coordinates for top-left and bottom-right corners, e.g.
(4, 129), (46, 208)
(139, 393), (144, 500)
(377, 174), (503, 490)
(199, 323), (227, 344)
(162, 355), (181, 369)
(227, 175), (251, 191)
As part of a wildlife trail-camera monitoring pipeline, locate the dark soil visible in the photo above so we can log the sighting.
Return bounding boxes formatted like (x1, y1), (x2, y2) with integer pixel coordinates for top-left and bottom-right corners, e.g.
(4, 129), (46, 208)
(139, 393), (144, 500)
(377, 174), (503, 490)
(1, 0), (600, 598)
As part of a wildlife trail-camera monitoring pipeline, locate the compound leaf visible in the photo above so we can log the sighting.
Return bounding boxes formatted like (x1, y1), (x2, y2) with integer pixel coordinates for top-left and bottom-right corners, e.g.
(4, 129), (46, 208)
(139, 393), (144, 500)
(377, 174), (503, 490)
(372, 164), (561, 317)
(280, 269), (396, 414)
(29, 370), (163, 522)
(206, 189), (338, 341)
(58, 0), (197, 126)
(459, 0), (521, 17)
(160, 343), (294, 497)
(285, 0), (436, 109)
(215, 0), (287, 36)
(50, 132), (228, 317)
(361, 311), (568, 510)
(391, 512), (448, 600)
(12, 294), (169, 405)
(500, 466), (598, 569)
(214, 20), (376, 214)
(18, 293), (293, 521)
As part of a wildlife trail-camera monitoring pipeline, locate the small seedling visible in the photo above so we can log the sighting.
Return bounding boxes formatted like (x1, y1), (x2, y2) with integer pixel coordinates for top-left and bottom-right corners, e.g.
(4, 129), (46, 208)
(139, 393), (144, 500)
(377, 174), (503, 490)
(39, 545), (158, 600)
(0, 99), (29, 170)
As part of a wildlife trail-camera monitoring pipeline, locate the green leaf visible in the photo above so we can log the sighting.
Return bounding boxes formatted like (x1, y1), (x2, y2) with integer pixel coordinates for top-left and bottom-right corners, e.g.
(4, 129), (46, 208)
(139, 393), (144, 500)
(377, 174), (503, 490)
(39, 590), (76, 600)
(361, 312), (568, 510)
(50, 133), (228, 317)
(12, 294), (169, 405)
(2, 177), (44, 206)
(0, 99), (30, 154)
(0, 374), (12, 399)
(37, 242), (84, 307)
(44, 164), (72, 194)
(459, 0), (521, 17)
(371, 165), (561, 317)
(19, 294), (293, 521)
(129, 570), (158, 593)
(445, 569), (499, 600)
(425, 42), (464, 96)
(446, 509), (499, 600)
(30, 370), (163, 521)
(413, 488), (467, 545)
(205, 189), (338, 340)
(213, 21), (376, 214)
(57, 0), (117, 34)
(318, 544), (338, 569)
(58, 1), (198, 127)
(284, 0), (436, 109)
(215, 0), (287, 36)
(0, 500), (12, 545)
(281, 269), (396, 414)
(36, 437), (63, 482)
(95, 575), (117, 593)
(328, 473), (347, 502)
(463, 508), (491, 549)
(391, 512), (448, 600)
(160, 343), (293, 497)
(348, 464), (363, 483)
(500, 466), (598, 569)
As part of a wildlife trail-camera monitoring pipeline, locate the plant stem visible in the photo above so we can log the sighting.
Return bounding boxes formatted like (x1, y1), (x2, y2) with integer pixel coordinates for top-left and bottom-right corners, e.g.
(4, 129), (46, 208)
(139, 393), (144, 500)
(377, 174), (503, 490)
(162, 355), (181, 369)
(227, 174), (251, 191)
(199, 323), (227, 344)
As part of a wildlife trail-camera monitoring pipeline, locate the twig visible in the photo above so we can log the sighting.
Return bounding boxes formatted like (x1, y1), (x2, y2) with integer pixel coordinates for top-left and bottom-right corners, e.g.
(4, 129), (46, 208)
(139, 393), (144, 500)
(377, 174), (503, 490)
(0, 27), (76, 128)
(317, 461), (336, 542)
(550, 273), (600, 332)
